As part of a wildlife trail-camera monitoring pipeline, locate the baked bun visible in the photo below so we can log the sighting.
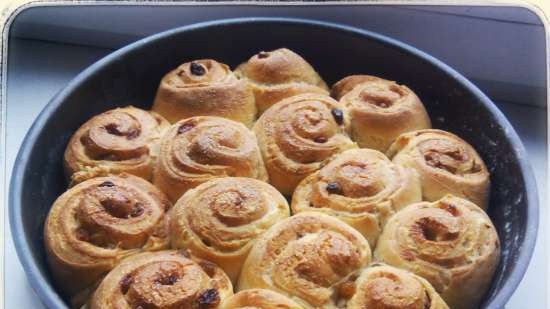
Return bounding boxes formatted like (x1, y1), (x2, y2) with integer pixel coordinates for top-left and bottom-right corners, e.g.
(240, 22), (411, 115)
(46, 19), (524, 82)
(153, 116), (268, 202)
(238, 212), (371, 309)
(387, 129), (490, 209)
(44, 174), (170, 300)
(254, 93), (357, 195)
(345, 264), (449, 309)
(374, 195), (500, 309)
(152, 59), (256, 126)
(292, 148), (421, 246)
(64, 106), (170, 184)
(221, 289), (303, 309)
(90, 250), (233, 309)
(332, 75), (431, 151)
(235, 48), (329, 114)
(170, 177), (290, 283)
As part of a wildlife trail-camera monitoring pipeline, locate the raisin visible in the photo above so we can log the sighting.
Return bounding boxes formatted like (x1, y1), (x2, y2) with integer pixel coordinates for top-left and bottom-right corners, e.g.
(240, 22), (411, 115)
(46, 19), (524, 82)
(105, 123), (124, 136)
(326, 182), (342, 194)
(197, 289), (220, 308)
(331, 108), (344, 125)
(127, 129), (139, 140)
(200, 261), (217, 277)
(440, 202), (459, 216)
(130, 203), (144, 217)
(314, 136), (328, 143)
(98, 181), (115, 187)
(156, 274), (178, 286)
(120, 274), (133, 294)
(190, 62), (206, 76)
(257, 51), (270, 59)
(178, 123), (195, 134)
(424, 291), (432, 309)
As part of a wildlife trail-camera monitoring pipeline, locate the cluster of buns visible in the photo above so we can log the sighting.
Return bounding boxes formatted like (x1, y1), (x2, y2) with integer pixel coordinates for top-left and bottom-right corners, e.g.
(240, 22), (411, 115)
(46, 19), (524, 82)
(45, 48), (499, 309)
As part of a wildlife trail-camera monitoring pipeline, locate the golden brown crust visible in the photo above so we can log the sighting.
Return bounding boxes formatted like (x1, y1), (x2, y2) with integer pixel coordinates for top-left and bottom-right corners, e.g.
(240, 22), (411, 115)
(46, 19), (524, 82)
(153, 116), (268, 202)
(221, 289), (303, 309)
(346, 264), (449, 309)
(254, 93), (357, 196)
(152, 59), (256, 126)
(44, 174), (171, 299)
(170, 177), (290, 283)
(386, 129), (490, 209)
(64, 106), (170, 184)
(292, 149), (421, 246)
(374, 195), (500, 309)
(235, 48), (329, 114)
(332, 75), (431, 151)
(237, 212), (372, 309)
(90, 250), (233, 309)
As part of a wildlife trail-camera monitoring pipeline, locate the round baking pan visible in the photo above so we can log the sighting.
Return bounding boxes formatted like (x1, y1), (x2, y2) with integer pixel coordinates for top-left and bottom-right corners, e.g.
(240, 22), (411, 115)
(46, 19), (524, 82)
(9, 17), (538, 309)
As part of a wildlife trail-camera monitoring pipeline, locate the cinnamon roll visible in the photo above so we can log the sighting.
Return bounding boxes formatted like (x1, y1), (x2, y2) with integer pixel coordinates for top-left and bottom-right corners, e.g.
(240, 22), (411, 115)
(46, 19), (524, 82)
(64, 106), (170, 184)
(152, 59), (256, 126)
(292, 148), (421, 246)
(387, 129), (490, 209)
(345, 264), (449, 309)
(254, 93), (357, 196)
(238, 212), (372, 309)
(374, 195), (500, 309)
(332, 75), (431, 151)
(170, 177), (290, 283)
(90, 250), (233, 309)
(153, 116), (268, 202)
(235, 48), (329, 114)
(44, 174), (171, 300)
(221, 289), (303, 309)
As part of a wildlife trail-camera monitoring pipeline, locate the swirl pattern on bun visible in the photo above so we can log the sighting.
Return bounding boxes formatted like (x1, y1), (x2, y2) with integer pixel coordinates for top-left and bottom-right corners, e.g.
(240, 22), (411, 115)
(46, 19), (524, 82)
(90, 250), (233, 309)
(374, 195), (500, 309)
(153, 116), (268, 202)
(332, 75), (431, 151)
(292, 148), (421, 246)
(170, 177), (290, 282)
(346, 264), (449, 309)
(44, 174), (171, 298)
(254, 93), (357, 195)
(387, 129), (490, 209)
(64, 106), (170, 184)
(238, 212), (371, 309)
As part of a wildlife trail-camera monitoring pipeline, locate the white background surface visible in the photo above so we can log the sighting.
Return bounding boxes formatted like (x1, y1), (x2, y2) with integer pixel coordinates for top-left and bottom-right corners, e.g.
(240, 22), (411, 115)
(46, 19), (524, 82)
(4, 4), (547, 309)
